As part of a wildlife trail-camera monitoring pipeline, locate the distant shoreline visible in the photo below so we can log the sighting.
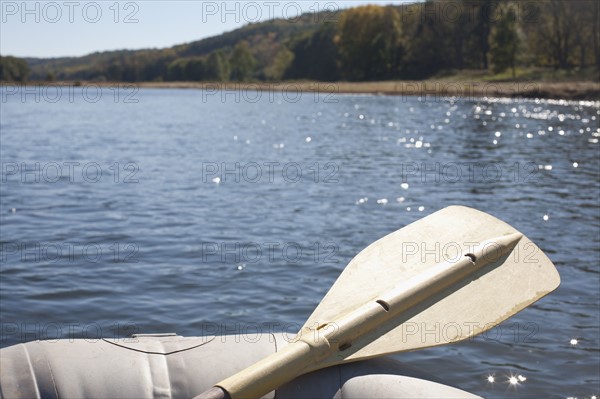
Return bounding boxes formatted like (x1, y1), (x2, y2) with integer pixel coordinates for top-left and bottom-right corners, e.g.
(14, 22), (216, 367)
(4, 80), (599, 101)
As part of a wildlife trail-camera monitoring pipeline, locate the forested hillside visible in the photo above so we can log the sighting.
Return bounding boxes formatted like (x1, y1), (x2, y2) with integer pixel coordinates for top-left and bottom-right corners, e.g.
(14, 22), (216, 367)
(2, 0), (598, 83)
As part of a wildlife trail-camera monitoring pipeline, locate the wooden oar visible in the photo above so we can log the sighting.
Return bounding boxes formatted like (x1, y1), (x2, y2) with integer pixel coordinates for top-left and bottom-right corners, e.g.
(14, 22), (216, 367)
(194, 206), (560, 399)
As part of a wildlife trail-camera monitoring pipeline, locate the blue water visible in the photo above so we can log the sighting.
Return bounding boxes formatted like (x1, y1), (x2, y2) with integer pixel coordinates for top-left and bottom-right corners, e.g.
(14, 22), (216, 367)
(1, 87), (599, 398)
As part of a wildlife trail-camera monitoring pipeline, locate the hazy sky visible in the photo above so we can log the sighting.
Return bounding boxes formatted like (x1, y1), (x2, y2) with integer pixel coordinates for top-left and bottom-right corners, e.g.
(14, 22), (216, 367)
(1, 1), (415, 58)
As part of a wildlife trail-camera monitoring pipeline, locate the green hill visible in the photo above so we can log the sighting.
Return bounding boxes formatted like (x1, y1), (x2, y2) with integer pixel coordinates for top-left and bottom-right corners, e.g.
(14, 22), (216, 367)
(22, 11), (333, 82)
(3, 1), (599, 84)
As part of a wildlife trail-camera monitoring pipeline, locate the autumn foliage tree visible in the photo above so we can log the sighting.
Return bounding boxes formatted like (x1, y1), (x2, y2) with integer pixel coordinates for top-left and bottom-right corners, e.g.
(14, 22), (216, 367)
(490, 5), (520, 77)
(335, 5), (402, 81)
(229, 41), (256, 82)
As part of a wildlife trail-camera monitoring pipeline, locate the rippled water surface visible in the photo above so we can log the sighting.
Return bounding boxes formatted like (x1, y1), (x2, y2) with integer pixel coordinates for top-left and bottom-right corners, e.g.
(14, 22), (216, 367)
(1, 88), (599, 398)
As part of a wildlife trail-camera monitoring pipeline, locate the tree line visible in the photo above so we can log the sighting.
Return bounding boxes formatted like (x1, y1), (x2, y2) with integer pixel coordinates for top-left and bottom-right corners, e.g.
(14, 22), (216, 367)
(0, 56), (30, 82)
(324, 0), (599, 81)
(2, 0), (598, 83)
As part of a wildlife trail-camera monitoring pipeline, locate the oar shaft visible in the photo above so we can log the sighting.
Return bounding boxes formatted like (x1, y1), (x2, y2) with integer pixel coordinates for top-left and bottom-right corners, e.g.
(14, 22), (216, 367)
(196, 339), (326, 399)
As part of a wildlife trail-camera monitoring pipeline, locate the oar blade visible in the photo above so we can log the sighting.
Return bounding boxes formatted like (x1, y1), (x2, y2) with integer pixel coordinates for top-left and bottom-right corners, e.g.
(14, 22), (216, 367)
(302, 206), (560, 364)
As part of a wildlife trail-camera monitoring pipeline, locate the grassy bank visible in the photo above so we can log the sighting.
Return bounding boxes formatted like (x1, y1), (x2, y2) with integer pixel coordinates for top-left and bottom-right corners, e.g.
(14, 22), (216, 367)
(120, 80), (599, 101)
(6, 73), (599, 101)
(136, 68), (599, 100)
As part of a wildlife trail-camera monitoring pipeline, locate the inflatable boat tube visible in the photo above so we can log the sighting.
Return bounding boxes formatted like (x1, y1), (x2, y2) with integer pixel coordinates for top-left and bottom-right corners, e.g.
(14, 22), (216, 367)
(0, 332), (479, 398)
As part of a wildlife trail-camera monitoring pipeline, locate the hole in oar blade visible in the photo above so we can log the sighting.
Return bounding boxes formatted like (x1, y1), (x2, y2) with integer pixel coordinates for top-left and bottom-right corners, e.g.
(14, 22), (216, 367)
(339, 342), (352, 351)
(376, 300), (390, 312)
(464, 253), (477, 263)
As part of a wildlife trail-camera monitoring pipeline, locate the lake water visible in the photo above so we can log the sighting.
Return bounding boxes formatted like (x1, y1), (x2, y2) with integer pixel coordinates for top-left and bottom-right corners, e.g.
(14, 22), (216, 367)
(1, 86), (598, 398)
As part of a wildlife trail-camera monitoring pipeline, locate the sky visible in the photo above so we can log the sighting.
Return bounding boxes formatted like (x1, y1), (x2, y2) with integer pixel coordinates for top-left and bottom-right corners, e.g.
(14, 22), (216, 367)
(1, 1), (416, 58)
